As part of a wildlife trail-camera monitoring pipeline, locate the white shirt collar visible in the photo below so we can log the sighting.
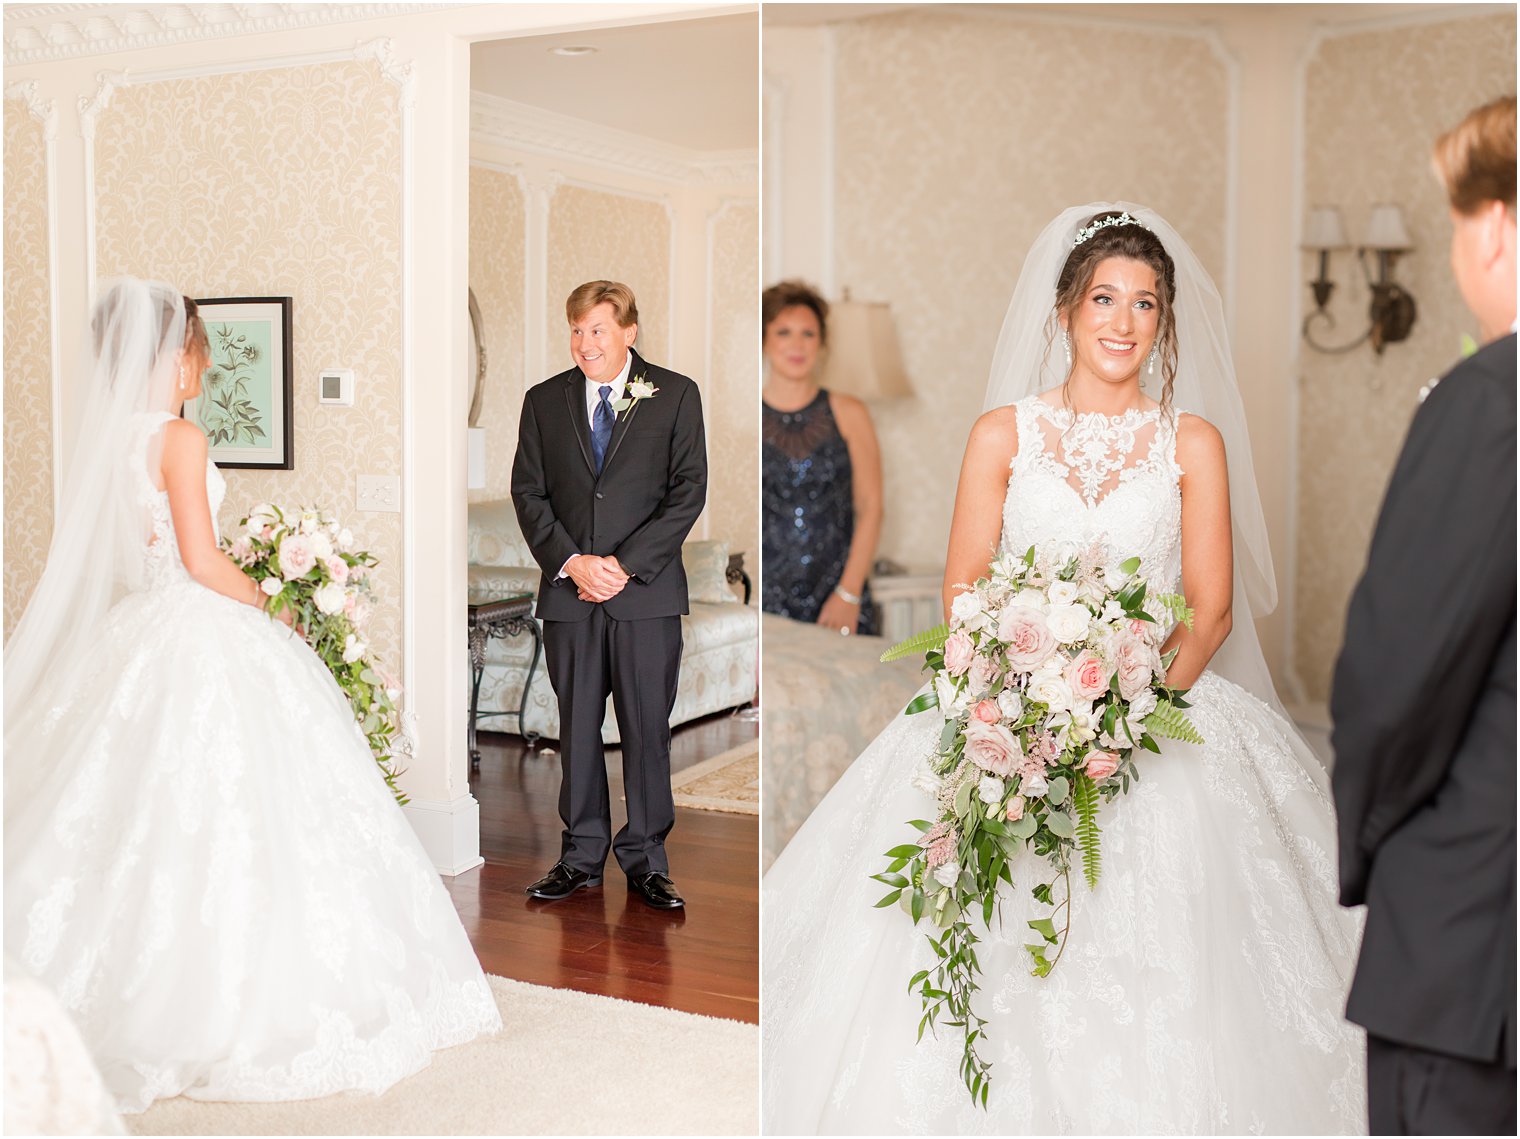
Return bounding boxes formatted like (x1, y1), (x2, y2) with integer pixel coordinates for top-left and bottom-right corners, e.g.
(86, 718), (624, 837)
(583, 352), (634, 419)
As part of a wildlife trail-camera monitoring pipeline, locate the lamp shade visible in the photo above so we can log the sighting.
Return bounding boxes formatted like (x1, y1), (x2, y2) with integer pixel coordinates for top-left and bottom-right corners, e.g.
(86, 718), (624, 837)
(818, 298), (913, 400)
(1302, 206), (1349, 250)
(1363, 204), (1413, 251)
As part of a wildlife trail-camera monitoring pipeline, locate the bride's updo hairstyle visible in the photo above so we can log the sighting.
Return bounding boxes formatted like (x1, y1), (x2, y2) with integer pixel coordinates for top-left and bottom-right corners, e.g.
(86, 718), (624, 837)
(182, 296), (209, 358)
(1052, 210), (1180, 415)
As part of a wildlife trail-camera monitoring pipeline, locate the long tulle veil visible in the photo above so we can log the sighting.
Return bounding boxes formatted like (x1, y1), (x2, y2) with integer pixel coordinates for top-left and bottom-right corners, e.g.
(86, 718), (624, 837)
(982, 202), (1289, 723)
(5, 279), (188, 811)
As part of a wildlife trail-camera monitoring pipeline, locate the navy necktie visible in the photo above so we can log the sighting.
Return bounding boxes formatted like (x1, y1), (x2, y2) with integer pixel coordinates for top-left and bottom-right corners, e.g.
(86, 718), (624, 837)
(591, 384), (614, 473)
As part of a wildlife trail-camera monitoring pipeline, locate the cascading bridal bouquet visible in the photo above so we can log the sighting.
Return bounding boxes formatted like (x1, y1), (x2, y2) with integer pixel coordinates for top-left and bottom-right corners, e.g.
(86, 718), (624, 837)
(225, 503), (410, 803)
(873, 541), (1204, 1105)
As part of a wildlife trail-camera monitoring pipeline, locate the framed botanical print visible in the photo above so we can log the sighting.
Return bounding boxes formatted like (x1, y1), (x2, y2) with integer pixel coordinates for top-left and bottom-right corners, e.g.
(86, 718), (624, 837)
(184, 296), (294, 470)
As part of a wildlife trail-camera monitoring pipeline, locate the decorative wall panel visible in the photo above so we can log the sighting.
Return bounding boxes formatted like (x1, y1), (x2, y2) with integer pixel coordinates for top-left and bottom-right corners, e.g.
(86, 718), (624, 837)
(467, 164), (526, 504)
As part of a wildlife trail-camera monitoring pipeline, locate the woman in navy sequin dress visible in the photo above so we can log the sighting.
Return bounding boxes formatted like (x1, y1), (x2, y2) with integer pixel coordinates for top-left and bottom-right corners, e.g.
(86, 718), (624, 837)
(761, 281), (883, 636)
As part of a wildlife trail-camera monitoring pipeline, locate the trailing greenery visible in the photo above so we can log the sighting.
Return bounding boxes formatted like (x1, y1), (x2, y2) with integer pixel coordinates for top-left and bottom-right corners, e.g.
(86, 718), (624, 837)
(1144, 698), (1206, 745)
(1072, 774), (1102, 889)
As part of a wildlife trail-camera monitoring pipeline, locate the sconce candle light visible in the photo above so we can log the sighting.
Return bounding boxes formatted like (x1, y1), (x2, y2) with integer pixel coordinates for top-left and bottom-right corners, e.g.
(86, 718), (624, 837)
(1302, 203), (1418, 355)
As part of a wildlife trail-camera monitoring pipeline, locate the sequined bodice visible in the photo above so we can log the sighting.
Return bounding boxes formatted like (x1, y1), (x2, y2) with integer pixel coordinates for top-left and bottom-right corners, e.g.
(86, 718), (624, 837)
(133, 411), (225, 590)
(1003, 396), (1183, 592)
(761, 389), (876, 633)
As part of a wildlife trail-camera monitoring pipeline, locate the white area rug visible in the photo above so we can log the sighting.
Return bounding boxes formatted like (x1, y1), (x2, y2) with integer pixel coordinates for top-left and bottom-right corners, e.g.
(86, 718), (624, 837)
(130, 977), (757, 1136)
(670, 740), (760, 814)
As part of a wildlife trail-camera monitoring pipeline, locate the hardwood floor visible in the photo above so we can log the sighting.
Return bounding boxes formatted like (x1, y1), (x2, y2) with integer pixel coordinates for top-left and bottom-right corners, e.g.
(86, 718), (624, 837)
(444, 712), (759, 1024)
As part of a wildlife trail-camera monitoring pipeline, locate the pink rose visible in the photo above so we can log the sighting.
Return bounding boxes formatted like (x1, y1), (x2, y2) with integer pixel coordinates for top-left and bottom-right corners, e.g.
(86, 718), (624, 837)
(325, 556), (349, 584)
(971, 699), (1000, 724)
(943, 630), (975, 677)
(999, 607), (1056, 672)
(1005, 795), (1026, 822)
(278, 535), (316, 581)
(1084, 751), (1120, 781)
(1065, 649), (1110, 701)
(1111, 630), (1158, 702)
(964, 719), (1022, 777)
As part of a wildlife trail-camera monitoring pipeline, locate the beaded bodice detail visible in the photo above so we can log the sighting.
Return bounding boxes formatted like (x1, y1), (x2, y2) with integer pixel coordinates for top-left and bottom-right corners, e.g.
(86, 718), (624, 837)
(1003, 396), (1184, 593)
(133, 411), (225, 590)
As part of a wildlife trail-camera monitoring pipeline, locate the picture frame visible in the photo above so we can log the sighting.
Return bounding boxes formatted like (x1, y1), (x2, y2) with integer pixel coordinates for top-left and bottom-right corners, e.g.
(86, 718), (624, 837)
(184, 296), (294, 470)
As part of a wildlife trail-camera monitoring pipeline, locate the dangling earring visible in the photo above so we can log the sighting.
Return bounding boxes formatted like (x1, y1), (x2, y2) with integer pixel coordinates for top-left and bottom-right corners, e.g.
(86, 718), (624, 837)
(1147, 347), (1157, 377)
(1061, 330), (1071, 367)
(176, 367), (186, 393)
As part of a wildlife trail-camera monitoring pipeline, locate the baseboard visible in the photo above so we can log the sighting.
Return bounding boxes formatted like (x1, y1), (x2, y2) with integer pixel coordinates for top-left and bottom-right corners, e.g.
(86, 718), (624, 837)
(402, 793), (485, 876)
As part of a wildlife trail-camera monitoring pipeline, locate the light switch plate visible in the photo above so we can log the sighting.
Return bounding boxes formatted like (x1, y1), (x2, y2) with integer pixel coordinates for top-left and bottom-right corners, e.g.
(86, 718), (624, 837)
(319, 368), (355, 406)
(356, 475), (400, 513)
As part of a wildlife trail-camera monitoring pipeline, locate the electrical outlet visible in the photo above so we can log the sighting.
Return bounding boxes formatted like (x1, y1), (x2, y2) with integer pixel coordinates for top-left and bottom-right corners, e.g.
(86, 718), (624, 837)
(356, 475), (401, 513)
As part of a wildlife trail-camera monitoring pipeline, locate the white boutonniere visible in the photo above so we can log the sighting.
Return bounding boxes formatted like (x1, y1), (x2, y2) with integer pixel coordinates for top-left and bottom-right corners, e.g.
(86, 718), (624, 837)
(613, 373), (659, 414)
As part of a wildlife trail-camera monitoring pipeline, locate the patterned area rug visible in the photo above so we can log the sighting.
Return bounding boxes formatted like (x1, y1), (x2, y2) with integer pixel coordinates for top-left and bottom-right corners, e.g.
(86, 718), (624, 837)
(129, 976), (757, 1135)
(670, 740), (759, 815)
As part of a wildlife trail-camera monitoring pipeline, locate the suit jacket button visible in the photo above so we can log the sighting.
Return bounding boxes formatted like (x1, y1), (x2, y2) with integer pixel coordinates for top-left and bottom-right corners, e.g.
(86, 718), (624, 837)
(595, 492), (605, 499)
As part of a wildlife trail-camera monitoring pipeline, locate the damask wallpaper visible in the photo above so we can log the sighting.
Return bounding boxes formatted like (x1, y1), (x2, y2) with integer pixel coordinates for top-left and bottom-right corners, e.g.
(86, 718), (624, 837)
(830, 9), (1229, 570)
(706, 201), (761, 563)
(468, 164), (526, 505)
(3, 97), (53, 639)
(1295, 12), (1517, 700)
(93, 60), (405, 669)
(545, 184), (670, 372)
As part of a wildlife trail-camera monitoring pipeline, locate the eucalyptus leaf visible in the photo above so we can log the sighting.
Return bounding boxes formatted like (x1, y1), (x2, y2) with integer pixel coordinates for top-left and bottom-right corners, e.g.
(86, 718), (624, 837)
(1044, 809), (1075, 838)
(1046, 776), (1070, 806)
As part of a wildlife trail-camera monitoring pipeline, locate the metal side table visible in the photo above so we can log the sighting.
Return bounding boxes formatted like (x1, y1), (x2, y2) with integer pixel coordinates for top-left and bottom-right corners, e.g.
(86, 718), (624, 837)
(468, 593), (541, 767)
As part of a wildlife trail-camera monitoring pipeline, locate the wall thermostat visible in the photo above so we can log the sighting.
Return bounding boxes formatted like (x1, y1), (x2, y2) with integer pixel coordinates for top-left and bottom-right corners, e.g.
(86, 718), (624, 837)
(318, 369), (355, 406)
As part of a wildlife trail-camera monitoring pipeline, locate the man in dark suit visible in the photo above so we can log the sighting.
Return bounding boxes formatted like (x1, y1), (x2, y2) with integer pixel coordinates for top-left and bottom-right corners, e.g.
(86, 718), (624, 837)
(511, 280), (706, 910)
(1331, 96), (1516, 1135)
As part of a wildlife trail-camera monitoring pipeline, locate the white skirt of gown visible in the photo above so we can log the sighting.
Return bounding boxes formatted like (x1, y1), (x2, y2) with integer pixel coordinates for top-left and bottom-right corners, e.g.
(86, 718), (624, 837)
(4, 579), (501, 1113)
(762, 671), (1367, 1135)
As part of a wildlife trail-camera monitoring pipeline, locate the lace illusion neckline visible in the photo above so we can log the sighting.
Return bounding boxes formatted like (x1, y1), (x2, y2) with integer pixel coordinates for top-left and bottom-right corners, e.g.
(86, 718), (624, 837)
(1028, 398), (1161, 427)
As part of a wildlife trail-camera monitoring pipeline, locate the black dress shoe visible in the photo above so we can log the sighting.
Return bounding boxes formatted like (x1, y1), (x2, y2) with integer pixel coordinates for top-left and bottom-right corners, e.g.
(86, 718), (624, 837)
(628, 871), (685, 910)
(525, 862), (602, 900)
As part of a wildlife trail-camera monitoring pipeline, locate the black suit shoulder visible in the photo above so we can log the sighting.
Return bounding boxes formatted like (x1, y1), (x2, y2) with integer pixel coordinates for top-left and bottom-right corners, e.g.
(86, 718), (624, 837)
(1420, 332), (1516, 425)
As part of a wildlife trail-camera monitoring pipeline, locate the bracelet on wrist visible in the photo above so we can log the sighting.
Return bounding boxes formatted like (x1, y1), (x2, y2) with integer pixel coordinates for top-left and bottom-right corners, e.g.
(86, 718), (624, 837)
(834, 585), (862, 606)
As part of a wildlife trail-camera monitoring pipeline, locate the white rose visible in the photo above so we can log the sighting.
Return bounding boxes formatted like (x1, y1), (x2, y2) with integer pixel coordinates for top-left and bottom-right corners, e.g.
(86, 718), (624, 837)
(259, 576), (283, 597)
(337, 528), (355, 552)
(1027, 668), (1074, 713)
(1128, 689), (1158, 718)
(933, 674), (969, 718)
(950, 590), (990, 632)
(933, 861), (960, 889)
(1021, 771), (1049, 799)
(1048, 580), (1079, 607)
(977, 775), (1004, 805)
(309, 532), (332, 559)
(996, 688), (1024, 721)
(628, 379), (657, 400)
(342, 634), (367, 664)
(1046, 603), (1091, 645)
(1012, 587), (1049, 612)
(299, 511), (320, 535)
(910, 760), (943, 798)
(1101, 599), (1125, 622)
(313, 582), (347, 615)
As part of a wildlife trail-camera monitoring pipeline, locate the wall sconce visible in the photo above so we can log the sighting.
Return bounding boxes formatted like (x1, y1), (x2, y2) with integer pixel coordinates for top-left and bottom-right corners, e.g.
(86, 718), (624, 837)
(1302, 204), (1418, 355)
(819, 292), (914, 400)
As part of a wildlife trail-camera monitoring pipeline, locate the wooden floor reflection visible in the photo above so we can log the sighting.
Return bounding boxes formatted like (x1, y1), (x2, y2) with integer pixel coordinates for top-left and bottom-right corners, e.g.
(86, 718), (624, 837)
(444, 712), (759, 1024)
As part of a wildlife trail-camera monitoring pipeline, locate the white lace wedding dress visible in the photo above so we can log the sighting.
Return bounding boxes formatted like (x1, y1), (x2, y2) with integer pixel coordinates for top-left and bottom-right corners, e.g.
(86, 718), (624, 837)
(762, 397), (1366, 1135)
(3, 413), (501, 1114)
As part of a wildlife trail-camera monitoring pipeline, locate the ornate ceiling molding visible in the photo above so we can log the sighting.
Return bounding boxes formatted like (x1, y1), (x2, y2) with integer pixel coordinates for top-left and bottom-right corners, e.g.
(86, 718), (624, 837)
(4, 4), (436, 66)
(470, 90), (758, 187)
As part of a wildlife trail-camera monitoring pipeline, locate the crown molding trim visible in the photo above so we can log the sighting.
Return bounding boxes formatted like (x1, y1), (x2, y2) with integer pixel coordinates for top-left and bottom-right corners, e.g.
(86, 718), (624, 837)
(469, 90), (757, 187)
(4, 4), (437, 67)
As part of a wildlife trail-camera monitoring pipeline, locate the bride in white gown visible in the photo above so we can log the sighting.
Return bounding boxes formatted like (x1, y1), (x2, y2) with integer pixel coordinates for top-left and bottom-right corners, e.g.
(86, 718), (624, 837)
(4, 279), (500, 1114)
(762, 206), (1366, 1134)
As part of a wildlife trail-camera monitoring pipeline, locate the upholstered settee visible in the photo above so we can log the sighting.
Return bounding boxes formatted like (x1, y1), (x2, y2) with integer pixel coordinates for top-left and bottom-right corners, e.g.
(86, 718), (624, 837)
(467, 499), (758, 743)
